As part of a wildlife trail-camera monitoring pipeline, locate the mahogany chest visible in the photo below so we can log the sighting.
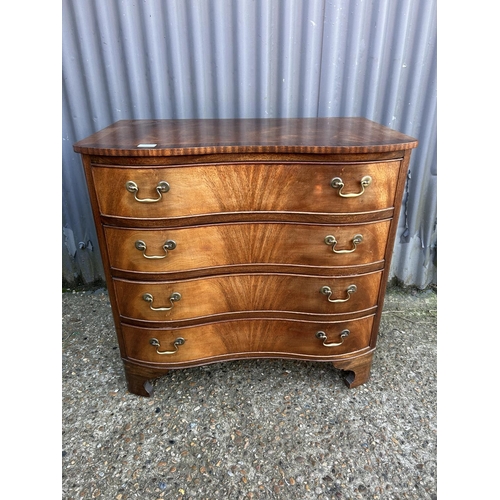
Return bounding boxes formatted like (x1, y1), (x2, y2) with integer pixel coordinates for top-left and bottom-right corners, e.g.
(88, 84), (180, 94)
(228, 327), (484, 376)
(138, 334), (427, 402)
(73, 118), (417, 396)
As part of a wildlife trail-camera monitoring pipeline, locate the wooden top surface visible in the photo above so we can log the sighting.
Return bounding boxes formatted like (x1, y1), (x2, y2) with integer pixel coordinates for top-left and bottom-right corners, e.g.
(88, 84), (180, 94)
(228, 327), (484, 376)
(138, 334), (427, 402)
(73, 117), (418, 156)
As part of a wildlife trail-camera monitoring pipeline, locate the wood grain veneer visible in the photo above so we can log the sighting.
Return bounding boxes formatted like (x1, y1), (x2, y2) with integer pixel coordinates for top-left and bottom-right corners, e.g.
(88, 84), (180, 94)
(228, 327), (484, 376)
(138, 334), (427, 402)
(121, 316), (375, 365)
(103, 221), (391, 277)
(112, 271), (382, 323)
(91, 161), (400, 219)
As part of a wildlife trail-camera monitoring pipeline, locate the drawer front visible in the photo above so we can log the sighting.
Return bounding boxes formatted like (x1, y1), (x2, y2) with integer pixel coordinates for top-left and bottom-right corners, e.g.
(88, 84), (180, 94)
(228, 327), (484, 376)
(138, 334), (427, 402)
(113, 271), (382, 322)
(121, 316), (374, 363)
(92, 161), (400, 219)
(105, 220), (390, 274)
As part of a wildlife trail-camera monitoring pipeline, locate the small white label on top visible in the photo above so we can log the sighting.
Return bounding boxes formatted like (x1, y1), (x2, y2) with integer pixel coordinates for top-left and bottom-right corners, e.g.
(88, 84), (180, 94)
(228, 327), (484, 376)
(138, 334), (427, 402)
(137, 143), (157, 148)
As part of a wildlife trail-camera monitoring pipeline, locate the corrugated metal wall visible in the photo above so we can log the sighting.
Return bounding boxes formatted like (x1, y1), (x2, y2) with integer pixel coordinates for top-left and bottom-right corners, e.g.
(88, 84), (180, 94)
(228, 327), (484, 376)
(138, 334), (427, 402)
(62, 0), (436, 289)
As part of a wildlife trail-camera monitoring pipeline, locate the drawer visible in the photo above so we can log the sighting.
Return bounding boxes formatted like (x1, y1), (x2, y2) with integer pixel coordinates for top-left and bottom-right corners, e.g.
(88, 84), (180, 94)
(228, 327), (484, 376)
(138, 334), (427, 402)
(113, 271), (382, 323)
(91, 161), (400, 220)
(104, 220), (391, 275)
(121, 315), (374, 364)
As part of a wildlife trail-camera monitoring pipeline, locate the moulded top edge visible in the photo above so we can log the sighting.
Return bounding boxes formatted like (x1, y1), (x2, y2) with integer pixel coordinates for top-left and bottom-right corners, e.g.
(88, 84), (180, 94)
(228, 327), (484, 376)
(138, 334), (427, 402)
(73, 117), (418, 156)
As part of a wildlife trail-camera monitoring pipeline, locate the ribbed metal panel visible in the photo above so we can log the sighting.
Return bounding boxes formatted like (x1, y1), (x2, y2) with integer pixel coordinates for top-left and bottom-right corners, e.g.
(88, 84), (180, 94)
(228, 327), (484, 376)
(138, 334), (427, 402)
(62, 0), (436, 288)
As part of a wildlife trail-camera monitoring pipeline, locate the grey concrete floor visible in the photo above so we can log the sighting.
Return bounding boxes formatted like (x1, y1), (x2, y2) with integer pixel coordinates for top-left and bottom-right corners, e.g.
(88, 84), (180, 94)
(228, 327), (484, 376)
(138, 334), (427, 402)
(62, 285), (436, 500)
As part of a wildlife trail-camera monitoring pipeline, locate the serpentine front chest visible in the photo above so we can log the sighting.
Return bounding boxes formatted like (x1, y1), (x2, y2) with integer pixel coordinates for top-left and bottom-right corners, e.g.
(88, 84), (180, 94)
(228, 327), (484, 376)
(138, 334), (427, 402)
(74, 118), (417, 396)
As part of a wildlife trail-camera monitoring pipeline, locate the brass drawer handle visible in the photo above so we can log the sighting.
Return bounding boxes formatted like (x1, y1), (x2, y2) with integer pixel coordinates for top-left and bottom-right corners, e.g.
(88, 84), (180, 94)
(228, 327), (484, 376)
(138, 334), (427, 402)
(324, 234), (363, 253)
(320, 284), (357, 303)
(135, 240), (176, 259)
(149, 337), (185, 355)
(330, 175), (372, 197)
(142, 292), (181, 311)
(125, 180), (170, 203)
(316, 329), (350, 347)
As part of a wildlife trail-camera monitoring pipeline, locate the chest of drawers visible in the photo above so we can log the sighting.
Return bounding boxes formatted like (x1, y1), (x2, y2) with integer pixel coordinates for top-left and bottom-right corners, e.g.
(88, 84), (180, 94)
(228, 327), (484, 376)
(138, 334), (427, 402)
(73, 118), (417, 397)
